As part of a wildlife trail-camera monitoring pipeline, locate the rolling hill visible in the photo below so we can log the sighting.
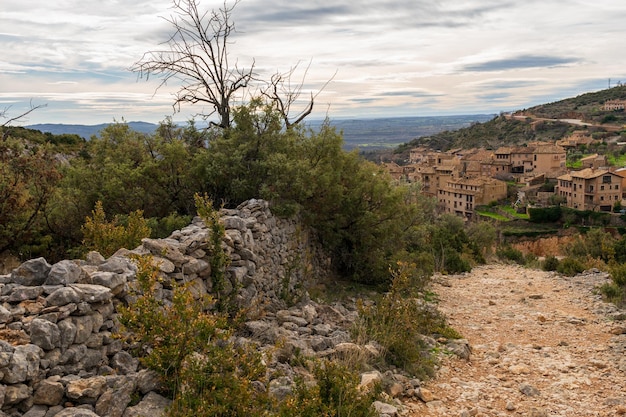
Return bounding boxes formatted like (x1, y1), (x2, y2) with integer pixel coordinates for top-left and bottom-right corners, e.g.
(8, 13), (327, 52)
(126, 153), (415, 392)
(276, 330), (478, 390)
(399, 86), (626, 153)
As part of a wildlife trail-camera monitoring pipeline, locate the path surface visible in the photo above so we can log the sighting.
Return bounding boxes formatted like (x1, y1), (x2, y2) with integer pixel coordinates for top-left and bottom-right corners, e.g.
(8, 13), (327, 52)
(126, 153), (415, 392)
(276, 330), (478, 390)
(405, 264), (626, 417)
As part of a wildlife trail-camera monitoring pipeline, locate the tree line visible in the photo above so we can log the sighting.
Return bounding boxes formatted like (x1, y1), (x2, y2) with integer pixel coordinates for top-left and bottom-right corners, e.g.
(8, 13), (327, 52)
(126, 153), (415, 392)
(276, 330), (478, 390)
(1, 104), (494, 284)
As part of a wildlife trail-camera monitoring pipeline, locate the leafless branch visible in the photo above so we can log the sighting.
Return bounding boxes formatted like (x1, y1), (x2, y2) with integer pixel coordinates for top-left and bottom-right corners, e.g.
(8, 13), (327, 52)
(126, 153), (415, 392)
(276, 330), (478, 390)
(131, 0), (255, 129)
(1, 102), (47, 128)
(262, 61), (336, 129)
(1, 102), (47, 141)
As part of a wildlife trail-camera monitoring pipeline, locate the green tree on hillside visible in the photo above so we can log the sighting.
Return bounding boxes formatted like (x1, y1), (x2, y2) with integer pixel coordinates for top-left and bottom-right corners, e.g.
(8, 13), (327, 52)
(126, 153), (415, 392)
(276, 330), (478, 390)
(0, 133), (61, 256)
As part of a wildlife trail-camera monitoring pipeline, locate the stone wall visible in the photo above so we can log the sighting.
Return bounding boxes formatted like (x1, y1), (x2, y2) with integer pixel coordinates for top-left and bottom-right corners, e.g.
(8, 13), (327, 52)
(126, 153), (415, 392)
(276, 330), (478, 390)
(0, 199), (341, 417)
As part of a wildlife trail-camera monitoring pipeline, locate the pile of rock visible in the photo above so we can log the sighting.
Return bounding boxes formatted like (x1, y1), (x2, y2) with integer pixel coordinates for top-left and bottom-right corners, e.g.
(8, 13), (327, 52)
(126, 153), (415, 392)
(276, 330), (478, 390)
(0, 254), (169, 417)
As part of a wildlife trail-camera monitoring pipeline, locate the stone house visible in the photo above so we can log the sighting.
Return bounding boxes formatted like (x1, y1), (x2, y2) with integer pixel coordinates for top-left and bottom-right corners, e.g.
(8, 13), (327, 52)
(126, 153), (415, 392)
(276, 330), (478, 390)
(603, 100), (626, 111)
(437, 176), (508, 219)
(556, 168), (622, 211)
(531, 143), (567, 178)
(493, 143), (566, 178)
(383, 162), (404, 182)
(405, 165), (437, 197)
(580, 154), (608, 169)
(556, 131), (595, 150)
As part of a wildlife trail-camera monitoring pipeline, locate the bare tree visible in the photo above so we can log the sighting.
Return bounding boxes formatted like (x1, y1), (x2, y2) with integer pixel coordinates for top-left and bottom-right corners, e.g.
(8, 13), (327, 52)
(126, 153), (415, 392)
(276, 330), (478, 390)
(132, 0), (254, 129)
(133, 0), (331, 130)
(1, 102), (47, 140)
(262, 61), (335, 129)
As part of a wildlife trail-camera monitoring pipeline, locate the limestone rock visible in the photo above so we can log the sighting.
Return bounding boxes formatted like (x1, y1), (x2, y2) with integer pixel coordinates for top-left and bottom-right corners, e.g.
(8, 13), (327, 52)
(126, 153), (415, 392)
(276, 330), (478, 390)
(360, 370), (383, 390)
(54, 408), (100, 417)
(416, 387), (435, 402)
(11, 258), (51, 286)
(122, 391), (171, 417)
(33, 378), (65, 405)
(95, 376), (136, 417)
(373, 401), (398, 416)
(519, 383), (540, 397)
(4, 383), (32, 405)
(111, 351), (139, 375)
(3, 344), (42, 384)
(30, 318), (61, 350)
(66, 376), (107, 402)
(46, 287), (82, 306)
(47, 260), (84, 286)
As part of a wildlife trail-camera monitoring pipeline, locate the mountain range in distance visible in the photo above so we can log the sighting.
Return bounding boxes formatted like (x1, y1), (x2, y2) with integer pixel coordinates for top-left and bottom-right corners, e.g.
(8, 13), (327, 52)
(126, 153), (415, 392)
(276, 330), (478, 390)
(26, 114), (496, 150)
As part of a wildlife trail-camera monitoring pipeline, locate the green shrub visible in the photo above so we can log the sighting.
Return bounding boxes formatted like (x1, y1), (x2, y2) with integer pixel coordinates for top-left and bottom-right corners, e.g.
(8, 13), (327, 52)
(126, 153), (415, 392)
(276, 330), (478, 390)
(556, 257), (585, 276)
(609, 262), (626, 287)
(81, 201), (151, 258)
(117, 256), (272, 416)
(279, 360), (378, 417)
(542, 255), (560, 271)
(599, 283), (626, 307)
(353, 262), (443, 378)
(147, 213), (193, 239)
(194, 194), (232, 313)
(528, 206), (561, 223)
(443, 248), (472, 274)
(496, 245), (525, 265)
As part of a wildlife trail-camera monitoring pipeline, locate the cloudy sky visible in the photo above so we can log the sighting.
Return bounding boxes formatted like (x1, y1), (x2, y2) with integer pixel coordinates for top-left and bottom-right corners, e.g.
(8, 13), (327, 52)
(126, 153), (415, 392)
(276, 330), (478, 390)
(1, 0), (625, 125)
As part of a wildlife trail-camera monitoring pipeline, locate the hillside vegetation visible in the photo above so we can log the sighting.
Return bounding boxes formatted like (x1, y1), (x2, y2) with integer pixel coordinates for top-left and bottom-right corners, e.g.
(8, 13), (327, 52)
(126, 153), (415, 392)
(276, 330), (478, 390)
(525, 84), (626, 121)
(396, 86), (626, 153)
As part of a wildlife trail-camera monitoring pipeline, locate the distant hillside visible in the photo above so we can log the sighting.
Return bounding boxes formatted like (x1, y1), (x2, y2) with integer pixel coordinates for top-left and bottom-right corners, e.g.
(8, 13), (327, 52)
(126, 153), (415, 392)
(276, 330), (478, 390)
(25, 121), (159, 138)
(309, 114), (494, 150)
(397, 86), (626, 153)
(26, 115), (494, 149)
(403, 115), (575, 151)
(521, 85), (626, 122)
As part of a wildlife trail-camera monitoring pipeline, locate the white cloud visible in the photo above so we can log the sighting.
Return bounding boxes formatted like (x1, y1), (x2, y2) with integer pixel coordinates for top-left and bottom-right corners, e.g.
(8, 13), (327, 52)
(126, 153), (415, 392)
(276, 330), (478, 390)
(1, 0), (625, 124)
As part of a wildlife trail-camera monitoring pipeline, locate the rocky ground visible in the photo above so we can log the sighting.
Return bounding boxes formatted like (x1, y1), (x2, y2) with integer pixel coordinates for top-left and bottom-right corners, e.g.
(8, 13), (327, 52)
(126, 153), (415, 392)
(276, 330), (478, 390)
(403, 264), (626, 417)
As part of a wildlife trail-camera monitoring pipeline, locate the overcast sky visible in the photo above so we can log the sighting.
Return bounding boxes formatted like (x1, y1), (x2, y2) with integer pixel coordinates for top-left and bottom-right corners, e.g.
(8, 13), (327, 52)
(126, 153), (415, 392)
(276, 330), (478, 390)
(1, 0), (625, 125)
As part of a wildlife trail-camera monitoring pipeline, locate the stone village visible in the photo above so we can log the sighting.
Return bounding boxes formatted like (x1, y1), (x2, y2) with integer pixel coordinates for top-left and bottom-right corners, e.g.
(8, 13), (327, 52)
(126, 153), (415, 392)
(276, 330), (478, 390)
(382, 129), (626, 219)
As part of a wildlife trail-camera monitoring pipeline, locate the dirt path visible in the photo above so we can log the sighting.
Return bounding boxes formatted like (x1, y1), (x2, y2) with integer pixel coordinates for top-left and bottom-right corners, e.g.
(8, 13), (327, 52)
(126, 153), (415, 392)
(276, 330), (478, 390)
(404, 264), (626, 417)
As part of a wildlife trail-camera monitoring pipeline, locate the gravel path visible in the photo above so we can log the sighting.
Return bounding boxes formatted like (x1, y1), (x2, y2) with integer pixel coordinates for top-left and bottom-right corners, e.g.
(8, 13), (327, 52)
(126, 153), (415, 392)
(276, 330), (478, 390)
(404, 264), (626, 417)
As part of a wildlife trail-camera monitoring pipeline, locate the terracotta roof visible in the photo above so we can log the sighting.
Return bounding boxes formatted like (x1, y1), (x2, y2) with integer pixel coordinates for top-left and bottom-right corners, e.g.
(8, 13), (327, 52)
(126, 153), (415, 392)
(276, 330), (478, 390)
(569, 168), (612, 179)
(532, 144), (566, 154)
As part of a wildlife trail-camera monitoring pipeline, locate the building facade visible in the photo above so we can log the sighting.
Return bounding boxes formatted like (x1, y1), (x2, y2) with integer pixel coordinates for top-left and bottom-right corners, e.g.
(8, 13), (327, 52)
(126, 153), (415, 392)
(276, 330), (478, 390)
(556, 168), (621, 211)
(438, 176), (508, 219)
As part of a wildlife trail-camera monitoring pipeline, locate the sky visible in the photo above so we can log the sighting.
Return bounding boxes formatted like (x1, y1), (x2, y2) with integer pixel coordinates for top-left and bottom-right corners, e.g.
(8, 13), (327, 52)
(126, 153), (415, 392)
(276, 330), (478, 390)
(1, 0), (625, 126)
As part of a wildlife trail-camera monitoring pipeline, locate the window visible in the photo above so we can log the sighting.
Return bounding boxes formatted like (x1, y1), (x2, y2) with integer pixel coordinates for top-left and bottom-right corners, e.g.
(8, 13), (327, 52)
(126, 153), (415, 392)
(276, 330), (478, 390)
(603, 175), (612, 184)
(601, 185), (605, 190)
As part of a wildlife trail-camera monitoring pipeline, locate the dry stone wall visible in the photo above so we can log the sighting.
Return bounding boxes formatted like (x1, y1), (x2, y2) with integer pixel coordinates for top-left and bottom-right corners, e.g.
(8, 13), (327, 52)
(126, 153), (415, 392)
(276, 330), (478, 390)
(0, 199), (342, 417)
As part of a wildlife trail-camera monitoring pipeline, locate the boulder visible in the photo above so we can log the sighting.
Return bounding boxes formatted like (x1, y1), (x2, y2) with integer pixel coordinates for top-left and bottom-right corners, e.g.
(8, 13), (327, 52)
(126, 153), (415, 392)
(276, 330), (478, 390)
(111, 351), (139, 375)
(46, 260), (84, 286)
(46, 287), (81, 306)
(4, 383), (32, 405)
(11, 258), (51, 286)
(373, 401), (398, 416)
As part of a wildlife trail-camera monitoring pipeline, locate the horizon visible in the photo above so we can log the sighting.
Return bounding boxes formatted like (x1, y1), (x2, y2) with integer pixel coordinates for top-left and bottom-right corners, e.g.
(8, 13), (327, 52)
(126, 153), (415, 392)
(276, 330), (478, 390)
(24, 112), (499, 128)
(2, 1), (625, 126)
